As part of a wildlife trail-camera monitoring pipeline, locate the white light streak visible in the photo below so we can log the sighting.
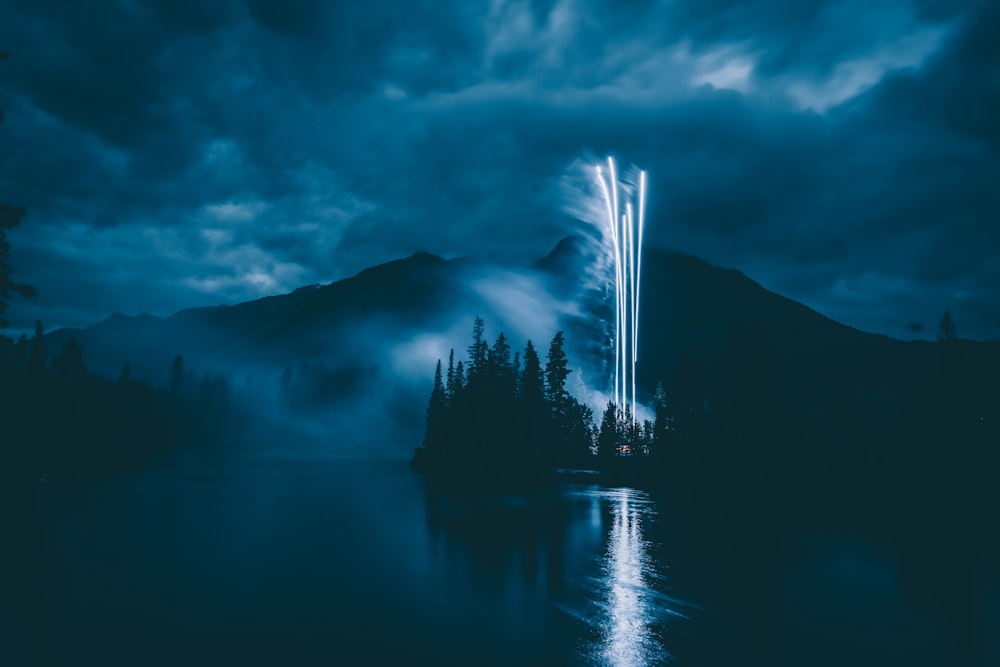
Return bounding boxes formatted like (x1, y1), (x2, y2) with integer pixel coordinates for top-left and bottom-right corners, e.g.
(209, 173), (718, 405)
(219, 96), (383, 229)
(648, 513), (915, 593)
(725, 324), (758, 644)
(600, 488), (663, 667)
(594, 158), (647, 423)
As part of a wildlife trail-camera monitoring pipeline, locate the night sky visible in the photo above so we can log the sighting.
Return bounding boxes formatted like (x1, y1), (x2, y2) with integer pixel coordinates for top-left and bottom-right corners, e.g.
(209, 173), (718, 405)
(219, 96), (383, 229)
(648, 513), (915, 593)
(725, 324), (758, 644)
(2, 0), (998, 340)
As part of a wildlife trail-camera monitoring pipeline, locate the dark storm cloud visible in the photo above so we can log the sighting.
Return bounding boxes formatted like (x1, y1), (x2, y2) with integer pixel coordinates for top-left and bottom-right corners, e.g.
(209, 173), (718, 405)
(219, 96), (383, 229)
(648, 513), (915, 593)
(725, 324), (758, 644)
(0, 0), (998, 339)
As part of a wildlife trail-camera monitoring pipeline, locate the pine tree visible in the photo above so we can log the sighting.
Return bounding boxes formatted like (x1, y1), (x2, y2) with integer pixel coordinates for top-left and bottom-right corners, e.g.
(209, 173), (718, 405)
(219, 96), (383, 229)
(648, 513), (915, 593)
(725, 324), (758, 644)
(445, 349), (455, 404)
(489, 332), (515, 401)
(490, 332), (512, 376)
(467, 316), (488, 379)
(598, 402), (619, 460)
(118, 361), (132, 385)
(564, 401), (596, 463)
(520, 341), (544, 405)
(620, 409), (637, 456)
(488, 332), (517, 450)
(423, 359), (448, 447)
(461, 319), (494, 451)
(937, 311), (957, 341)
(413, 320), (599, 472)
(0, 56), (37, 330)
(545, 331), (573, 449)
(517, 340), (548, 455)
(0, 206), (36, 329)
(545, 331), (571, 409)
(440, 357), (467, 452)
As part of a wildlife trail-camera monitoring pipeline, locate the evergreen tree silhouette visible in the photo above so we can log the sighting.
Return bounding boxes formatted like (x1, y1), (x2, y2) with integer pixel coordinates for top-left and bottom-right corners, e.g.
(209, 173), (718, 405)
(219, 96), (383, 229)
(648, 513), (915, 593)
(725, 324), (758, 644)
(0, 56), (37, 330)
(424, 359), (447, 448)
(118, 361), (131, 385)
(563, 401), (596, 464)
(461, 318), (492, 451)
(619, 410), (638, 456)
(937, 311), (957, 341)
(517, 340), (547, 455)
(489, 332), (515, 399)
(545, 331), (571, 412)
(446, 358), (467, 450)
(520, 341), (545, 405)
(415, 319), (596, 473)
(544, 331), (573, 458)
(445, 349), (455, 405)
(467, 316), (487, 379)
(490, 332), (512, 376)
(597, 402), (619, 460)
(0, 205), (36, 330)
(487, 332), (517, 451)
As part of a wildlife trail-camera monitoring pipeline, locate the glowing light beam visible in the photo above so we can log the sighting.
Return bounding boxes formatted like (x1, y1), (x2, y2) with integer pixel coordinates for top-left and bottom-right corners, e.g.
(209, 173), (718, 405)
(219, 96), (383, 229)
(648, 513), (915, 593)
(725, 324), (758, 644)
(594, 158), (647, 423)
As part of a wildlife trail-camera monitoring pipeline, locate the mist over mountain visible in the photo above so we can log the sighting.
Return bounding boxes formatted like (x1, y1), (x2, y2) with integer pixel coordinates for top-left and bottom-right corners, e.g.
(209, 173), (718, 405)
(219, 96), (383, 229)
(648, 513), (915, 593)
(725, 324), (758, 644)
(43, 237), (1000, 452)
(43, 238), (853, 377)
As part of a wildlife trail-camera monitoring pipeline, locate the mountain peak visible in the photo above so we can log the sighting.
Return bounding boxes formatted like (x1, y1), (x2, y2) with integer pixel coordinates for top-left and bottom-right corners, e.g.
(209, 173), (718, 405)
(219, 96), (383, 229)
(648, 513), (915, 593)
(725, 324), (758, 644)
(547, 235), (587, 258)
(535, 235), (591, 273)
(349, 250), (446, 284)
(407, 250), (443, 262)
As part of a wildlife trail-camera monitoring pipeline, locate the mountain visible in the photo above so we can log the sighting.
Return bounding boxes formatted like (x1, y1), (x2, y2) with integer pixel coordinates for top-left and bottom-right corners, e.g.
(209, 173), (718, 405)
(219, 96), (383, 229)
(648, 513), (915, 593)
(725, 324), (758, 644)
(46, 251), (463, 382)
(43, 237), (1000, 442)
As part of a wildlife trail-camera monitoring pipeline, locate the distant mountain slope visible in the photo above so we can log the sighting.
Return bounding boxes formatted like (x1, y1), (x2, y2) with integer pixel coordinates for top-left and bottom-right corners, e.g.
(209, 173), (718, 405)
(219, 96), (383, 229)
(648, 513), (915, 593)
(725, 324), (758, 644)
(45, 251), (463, 382)
(538, 239), (999, 411)
(45, 238), (999, 416)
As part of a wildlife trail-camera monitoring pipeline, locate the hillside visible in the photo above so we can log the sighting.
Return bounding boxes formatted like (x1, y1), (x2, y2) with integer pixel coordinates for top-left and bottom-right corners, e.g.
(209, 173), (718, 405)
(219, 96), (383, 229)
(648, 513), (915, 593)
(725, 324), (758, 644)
(43, 237), (1000, 426)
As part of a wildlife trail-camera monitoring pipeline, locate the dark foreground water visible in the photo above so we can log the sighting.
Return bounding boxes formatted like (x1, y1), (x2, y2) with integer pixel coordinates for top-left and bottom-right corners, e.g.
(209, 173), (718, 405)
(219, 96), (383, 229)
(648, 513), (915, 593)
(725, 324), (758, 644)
(4, 455), (999, 666)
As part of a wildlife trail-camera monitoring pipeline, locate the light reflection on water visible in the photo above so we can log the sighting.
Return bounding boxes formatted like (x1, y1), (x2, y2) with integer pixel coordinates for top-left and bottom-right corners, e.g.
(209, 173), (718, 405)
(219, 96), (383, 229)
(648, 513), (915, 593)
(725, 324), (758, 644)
(425, 482), (685, 666)
(17, 457), (998, 667)
(603, 489), (661, 666)
(574, 487), (685, 667)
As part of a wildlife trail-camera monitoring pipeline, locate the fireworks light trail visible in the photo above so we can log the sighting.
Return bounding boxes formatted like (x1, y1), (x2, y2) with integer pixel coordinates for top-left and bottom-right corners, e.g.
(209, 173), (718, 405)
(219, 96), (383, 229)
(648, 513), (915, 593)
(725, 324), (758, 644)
(595, 158), (647, 423)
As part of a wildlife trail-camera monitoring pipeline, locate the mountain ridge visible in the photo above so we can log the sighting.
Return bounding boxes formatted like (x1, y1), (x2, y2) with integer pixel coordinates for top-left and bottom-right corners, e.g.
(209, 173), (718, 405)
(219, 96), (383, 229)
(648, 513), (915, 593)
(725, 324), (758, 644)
(42, 238), (998, 401)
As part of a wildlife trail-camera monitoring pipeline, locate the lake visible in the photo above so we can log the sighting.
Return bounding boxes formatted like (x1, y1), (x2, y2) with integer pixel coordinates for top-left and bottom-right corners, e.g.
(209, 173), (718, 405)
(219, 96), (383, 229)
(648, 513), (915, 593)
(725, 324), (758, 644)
(4, 452), (998, 666)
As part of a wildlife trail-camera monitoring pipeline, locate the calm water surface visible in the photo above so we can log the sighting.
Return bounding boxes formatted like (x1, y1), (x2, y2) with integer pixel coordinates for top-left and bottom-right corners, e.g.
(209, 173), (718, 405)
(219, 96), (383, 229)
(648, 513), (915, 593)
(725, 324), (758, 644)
(6, 454), (999, 666)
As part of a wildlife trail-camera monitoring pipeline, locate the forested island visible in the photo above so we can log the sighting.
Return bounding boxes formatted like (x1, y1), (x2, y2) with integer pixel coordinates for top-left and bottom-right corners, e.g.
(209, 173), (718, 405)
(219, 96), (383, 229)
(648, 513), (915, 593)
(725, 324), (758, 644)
(413, 316), (680, 481)
(413, 315), (1000, 515)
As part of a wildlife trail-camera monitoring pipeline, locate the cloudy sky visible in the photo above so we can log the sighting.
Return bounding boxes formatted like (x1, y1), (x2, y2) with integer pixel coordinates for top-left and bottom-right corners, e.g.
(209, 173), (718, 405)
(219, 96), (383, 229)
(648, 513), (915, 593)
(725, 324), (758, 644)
(1, 0), (998, 340)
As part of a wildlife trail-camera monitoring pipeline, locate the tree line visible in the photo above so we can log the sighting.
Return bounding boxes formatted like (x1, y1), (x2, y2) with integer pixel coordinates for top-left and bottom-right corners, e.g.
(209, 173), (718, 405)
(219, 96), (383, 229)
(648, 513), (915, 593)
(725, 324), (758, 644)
(419, 312), (1000, 491)
(0, 322), (187, 476)
(417, 317), (682, 474)
(420, 317), (592, 469)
